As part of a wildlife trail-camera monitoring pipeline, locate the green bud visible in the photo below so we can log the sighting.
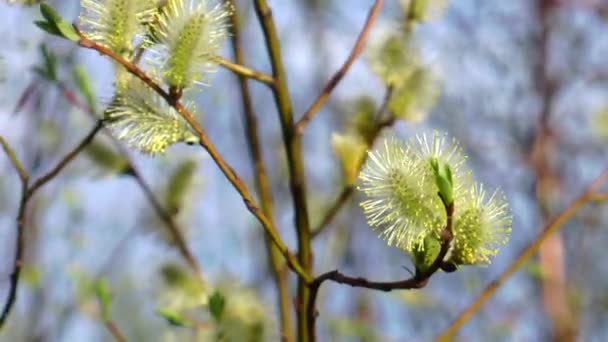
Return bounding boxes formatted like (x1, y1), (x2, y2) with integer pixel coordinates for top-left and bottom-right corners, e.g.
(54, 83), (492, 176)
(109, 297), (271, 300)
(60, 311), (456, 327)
(94, 279), (112, 321)
(37, 4), (80, 42)
(411, 234), (441, 273)
(430, 157), (454, 206)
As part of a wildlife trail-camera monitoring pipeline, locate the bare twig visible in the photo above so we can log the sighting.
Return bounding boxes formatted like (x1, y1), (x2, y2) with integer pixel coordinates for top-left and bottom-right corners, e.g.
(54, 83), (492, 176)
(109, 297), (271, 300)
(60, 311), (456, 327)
(252, 1), (317, 339)
(295, 0), (385, 135)
(0, 137), (28, 182)
(437, 168), (608, 340)
(27, 120), (103, 196)
(307, 201), (455, 341)
(104, 320), (126, 342)
(0, 137), (29, 329)
(77, 32), (312, 283)
(214, 56), (276, 86)
(226, 1), (294, 339)
(0, 125), (100, 328)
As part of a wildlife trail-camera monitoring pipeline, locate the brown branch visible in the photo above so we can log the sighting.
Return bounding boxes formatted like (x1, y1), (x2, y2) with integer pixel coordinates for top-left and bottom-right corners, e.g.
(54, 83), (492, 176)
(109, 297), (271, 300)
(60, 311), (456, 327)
(307, 201), (454, 341)
(104, 320), (126, 342)
(27, 120), (103, 196)
(0, 125), (100, 328)
(77, 32), (312, 283)
(226, 1), (294, 340)
(0, 138), (29, 329)
(295, 0), (385, 135)
(437, 168), (608, 341)
(214, 56), (276, 87)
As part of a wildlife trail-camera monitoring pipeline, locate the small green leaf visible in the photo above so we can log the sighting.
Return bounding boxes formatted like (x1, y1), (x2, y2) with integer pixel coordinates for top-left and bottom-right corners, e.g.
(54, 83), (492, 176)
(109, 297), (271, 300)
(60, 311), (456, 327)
(430, 157), (454, 206)
(55, 21), (80, 42)
(40, 45), (57, 81)
(85, 142), (130, 174)
(165, 160), (197, 215)
(73, 66), (97, 113)
(94, 279), (112, 321)
(34, 20), (61, 36)
(157, 307), (191, 327)
(208, 291), (225, 321)
(412, 234), (441, 272)
(37, 4), (80, 42)
(40, 3), (62, 23)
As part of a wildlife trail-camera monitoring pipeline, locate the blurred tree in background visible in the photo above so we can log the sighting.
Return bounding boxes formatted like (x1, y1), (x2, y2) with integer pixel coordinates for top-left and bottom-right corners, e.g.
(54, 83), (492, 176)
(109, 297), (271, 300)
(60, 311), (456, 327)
(1, 0), (608, 341)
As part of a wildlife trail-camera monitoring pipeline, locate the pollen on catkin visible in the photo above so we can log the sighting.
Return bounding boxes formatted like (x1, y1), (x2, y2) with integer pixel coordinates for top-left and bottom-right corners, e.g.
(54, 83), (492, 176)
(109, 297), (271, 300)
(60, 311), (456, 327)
(358, 131), (511, 266)
(79, 0), (157, 54)
(104, 76), (199, 155)
(145, 0), (232, 89)
(359, 132), (470, 252)
(451, 183), (512, 265)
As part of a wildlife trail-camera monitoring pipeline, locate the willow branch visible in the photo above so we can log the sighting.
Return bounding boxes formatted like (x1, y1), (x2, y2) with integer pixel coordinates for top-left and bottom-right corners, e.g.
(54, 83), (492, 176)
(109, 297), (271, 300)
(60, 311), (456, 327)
(252, 1), (315, 340)
(27, 120), (103, 196)
(0, 125), (100, 328)
(0, 137), (28, 182)
(77, 33), (312, 283)
(226, 1), (294, 340)
(104, 321), (126, 342)
(437, 168), (608, 340)
(295, 0), (384, 135)
(214, 56), (276, 86)
(307, 201), (454, 341)
(0, 138), (29, 329)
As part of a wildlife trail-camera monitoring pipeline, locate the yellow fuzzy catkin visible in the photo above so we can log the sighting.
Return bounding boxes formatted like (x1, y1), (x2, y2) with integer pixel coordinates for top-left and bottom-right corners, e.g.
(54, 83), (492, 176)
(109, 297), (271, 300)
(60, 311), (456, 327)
(145, 0), (232, 89)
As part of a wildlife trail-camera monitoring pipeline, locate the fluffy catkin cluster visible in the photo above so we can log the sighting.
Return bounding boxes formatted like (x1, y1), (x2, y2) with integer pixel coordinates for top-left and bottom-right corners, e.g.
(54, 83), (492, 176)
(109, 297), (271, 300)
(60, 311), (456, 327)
(104, 75), (199, 154)
(78, 0), (231, 154)
(79, 0), (157, 54)
(145, 0), (232, 89)
(358, 132), (511, 266)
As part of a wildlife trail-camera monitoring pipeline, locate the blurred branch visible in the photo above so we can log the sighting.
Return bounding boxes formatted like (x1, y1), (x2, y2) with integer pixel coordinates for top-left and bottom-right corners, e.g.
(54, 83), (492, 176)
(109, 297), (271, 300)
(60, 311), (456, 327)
(76, 31), (312, 283)
(312, 87), (395, 238)
(55, 80), (205, 281)
(0, 124), (100, 328)
(252, 1), (316, 340)
(437, 168), (608, 340)
(295, 0), (385, 135)
(226, 1), (294, 340)
(307, 201), (455, 341)
(27, 120), (102, 196)
(0, 136), (28, 182)
(214, 56), (276, 86)
(104, 321), (126, 342)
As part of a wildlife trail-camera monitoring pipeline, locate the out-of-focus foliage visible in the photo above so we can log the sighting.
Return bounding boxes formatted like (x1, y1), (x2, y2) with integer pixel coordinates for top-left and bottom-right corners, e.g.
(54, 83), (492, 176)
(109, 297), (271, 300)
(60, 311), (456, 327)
(592, 106), (608, 140)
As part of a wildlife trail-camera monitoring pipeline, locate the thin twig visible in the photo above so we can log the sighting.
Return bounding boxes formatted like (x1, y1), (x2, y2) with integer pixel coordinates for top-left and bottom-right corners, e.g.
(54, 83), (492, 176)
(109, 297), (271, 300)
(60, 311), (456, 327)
(0, 126), (101, 328)
(252, 1), (316, 339)
(436, 168), (608, 341)
(104, 320), (126, 342)
(0, 138), (29, 329)
(226, 1), (294, 340)
(77, 32), (312, 283)
(295, 0), (385, 135)
(27, 120), (103, 196)
(214, 56), (276, 87)
(307, 201), (455, 341)
(0, 137), (28, 182)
